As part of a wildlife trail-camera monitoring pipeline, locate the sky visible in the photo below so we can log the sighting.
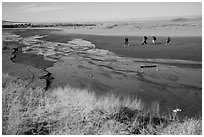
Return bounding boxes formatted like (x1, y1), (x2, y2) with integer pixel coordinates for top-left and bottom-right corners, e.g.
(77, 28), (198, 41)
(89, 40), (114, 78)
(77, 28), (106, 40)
(2, 2), (202, 23)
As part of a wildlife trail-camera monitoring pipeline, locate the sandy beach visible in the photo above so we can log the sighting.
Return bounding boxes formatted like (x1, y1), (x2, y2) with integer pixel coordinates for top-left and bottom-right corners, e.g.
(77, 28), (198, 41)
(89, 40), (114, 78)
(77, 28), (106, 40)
(2, 22), (202, 117)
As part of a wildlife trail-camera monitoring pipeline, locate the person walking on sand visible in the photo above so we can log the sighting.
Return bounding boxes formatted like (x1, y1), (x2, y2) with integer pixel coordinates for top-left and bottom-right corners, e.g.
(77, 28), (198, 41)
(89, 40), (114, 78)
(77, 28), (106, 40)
(152, 36), (156, 44)
(165, 37), (170, 45)
(124, 37), (129, 46)
(142, 36), (148, 45)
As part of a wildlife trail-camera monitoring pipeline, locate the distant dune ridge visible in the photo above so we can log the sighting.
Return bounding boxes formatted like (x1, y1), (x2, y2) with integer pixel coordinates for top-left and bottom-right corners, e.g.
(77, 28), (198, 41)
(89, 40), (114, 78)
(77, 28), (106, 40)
(2, 15), (202, 36)
(171, 17), (202, 22)
(3, 15), (202, 23)
(2, 20), (30, 25)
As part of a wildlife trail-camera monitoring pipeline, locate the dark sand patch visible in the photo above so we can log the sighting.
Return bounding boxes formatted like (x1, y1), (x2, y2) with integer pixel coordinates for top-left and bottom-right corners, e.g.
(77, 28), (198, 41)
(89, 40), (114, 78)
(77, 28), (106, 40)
(146, 72), (179, 82)
(77, 65), (92, 70)
(134, 60), (201, 69)
(3, 41), (26, 50)
(76, 78), (113, 94)
(2, 31), (56, 90)
(99, 72), (113, 79)
(11, 49), (56, 91)
(12, 50), (56, 70)
(2, 50), (47, 89)
(8, 28), (61, 38)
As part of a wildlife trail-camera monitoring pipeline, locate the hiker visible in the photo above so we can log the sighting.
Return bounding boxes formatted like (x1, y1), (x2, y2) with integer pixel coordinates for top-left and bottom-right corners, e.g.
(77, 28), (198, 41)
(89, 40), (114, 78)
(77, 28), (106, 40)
(165, 37), (170, 45)
(142, 36), (148, 45)
(152, 36), (156, 44)
(124, 37), (129, 46)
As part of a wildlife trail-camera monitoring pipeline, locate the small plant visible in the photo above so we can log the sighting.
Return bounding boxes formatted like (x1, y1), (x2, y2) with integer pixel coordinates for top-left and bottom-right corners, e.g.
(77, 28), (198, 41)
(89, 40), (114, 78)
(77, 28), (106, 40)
(172, 108), (182, 121)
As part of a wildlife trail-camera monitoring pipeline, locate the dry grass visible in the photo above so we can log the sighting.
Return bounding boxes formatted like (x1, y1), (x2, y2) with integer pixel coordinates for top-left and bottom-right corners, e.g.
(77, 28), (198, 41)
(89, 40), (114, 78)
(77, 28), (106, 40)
(2, 74), (202, 135)
(160, 118), (202, 135)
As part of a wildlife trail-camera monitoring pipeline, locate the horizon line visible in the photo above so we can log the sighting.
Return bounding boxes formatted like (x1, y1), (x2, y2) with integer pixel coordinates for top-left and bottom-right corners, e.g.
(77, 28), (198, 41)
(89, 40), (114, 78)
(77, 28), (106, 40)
(3, 14), (202, 24)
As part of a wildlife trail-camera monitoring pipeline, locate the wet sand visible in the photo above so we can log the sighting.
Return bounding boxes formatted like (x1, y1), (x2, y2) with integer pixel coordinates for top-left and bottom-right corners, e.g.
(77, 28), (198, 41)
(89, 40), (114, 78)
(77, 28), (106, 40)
(13, 29), (202, 62)
(49, 34), (202, 61)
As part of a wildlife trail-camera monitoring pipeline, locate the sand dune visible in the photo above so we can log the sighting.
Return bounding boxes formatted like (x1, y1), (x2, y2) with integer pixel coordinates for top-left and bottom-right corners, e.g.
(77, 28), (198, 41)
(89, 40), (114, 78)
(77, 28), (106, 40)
(53, 17), (202, 36)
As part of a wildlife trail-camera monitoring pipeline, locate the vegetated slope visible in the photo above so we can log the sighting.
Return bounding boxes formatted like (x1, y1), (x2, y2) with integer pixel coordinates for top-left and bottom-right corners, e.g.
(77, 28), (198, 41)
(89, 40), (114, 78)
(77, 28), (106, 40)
(2, 74), (202, 135)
